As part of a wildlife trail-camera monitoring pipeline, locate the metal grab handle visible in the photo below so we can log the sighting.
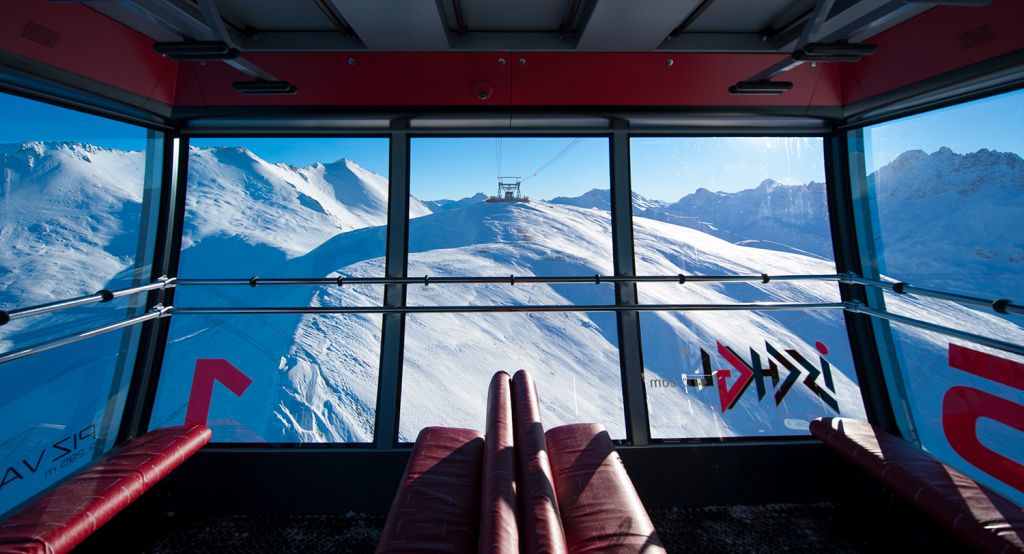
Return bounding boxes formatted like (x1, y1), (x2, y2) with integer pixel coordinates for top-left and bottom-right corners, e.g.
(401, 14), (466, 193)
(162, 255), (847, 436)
(0, 306), (170, 365)
(175, 273), (842, 287)
(846, 302), (1024, 358)
(0, 277), (176, 326)
(841, 274), (1023, 316)
(169, 302), (846, 315)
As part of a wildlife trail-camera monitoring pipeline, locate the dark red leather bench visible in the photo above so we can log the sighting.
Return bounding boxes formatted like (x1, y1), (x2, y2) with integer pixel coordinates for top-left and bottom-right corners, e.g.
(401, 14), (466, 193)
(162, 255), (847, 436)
(379, 370), (663, 553)
(376, 427), (485, 553)
(511, 370), (568, 553)
(479, 371), (519, 553)
(0, 424), (211, 554)
(547, 423), (665, 553)
(810, 417), (1024, 554)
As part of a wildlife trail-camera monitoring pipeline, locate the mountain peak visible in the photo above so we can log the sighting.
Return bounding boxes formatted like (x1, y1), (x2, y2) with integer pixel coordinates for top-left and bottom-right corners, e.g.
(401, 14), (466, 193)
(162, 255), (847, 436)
(757, 178), (783, 190)
(549, 188), (610, 210)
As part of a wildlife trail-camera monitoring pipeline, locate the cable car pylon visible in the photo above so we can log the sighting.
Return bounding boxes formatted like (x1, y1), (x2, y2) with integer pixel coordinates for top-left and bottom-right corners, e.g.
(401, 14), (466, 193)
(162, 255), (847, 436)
(487, 137), (529, 202)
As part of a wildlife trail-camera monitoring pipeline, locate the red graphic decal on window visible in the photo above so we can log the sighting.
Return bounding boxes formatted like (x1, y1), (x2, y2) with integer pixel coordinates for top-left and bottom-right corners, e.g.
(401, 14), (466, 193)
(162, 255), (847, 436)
(185, 359), (253, 427)
(697, 340), (838, 414)
(943, 345), (1024, 494)
(715, 341), (754, 412)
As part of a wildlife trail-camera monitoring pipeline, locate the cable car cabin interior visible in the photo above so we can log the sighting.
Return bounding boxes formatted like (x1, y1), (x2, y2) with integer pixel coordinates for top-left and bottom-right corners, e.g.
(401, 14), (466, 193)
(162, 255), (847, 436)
(1, 0), (1023, 552)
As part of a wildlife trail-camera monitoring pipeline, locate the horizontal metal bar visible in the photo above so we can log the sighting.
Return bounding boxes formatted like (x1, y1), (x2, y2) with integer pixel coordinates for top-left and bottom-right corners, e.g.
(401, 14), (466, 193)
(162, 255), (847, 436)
(2, 278), (175, 324)
(843, 275), (1023, 316)
(170, 302), (845, 315)
(174, 273), (843, 287)
(847, 303), (1024, 358)
(0, 307), (169, 365)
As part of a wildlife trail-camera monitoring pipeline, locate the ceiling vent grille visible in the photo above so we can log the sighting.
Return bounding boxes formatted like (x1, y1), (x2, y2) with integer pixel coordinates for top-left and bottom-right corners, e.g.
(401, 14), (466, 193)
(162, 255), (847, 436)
(958, 24), (995, 50)
(21, 21), (61, 48)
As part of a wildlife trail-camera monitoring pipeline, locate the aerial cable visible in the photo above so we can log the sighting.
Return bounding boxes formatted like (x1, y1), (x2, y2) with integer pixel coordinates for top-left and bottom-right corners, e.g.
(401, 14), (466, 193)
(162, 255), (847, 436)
(495, 137), (502, 178)
(523, 137), (584, 180)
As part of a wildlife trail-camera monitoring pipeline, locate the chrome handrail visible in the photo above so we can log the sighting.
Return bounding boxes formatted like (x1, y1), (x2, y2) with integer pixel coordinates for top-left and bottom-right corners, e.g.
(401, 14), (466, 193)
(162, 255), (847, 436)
(0, 306), (170, 365)
(840, 274), (1023, 316)
(174, 273), (843, 287)
(169, 302), (845, 315)
(0, 277), (176, 326)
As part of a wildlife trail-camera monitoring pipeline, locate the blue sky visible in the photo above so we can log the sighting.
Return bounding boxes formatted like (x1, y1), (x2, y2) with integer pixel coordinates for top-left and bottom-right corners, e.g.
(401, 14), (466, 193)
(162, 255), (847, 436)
(631, 137), (825, 199)
(862, 88), (1024, 173)
(411, 137), (609, 201)
(2, 88), (1022, 201)
(0, 93), (150, 151)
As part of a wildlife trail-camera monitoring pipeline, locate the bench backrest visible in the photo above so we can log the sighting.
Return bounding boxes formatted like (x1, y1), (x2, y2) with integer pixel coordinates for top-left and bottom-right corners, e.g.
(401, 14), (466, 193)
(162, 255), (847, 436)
(479, 371), (520, 553)
(512, 369), (568, 553)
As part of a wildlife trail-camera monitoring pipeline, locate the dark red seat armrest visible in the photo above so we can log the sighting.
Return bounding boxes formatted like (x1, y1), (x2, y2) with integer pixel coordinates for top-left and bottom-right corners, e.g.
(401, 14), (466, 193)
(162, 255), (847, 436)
(377, 427), (485, 553)
(512, 369), (568, 554)
(546, 423), (666, 553)
(479, 371), (519, 553)
(0, 425), (211, 554)
(811, 417), (1024, 554)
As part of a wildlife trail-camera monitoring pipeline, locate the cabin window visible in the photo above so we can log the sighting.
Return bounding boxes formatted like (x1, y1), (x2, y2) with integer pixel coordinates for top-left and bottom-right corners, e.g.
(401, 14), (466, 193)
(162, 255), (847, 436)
(149, 138), (389, 443)
(848, 89), (1024, 505)
(0, 92), (163, 514)
(630, 137), (867, 439)
(398, 137), (626, 441)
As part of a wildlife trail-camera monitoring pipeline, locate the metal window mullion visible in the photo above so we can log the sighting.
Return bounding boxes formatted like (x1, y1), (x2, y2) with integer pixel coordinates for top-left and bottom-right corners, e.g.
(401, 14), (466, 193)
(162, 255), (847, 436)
(841, 130), (918, 441)
(117, 135), (189, 443)
(824, 131), (902, 436)
(374, 123), (410, 449)
(102, 130), (164, 451)
(611, 123), (650, 446)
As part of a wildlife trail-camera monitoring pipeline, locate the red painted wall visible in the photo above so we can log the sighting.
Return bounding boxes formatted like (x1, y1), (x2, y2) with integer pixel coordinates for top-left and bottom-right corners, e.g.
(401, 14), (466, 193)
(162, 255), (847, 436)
(0, 0), (177, 105)
(174, 52), (512, 107)
(509, 53), (841, 107)
(0, 0), (1019, 112)
(172, 51), (840, 108)
(841, 0), (1024, 105)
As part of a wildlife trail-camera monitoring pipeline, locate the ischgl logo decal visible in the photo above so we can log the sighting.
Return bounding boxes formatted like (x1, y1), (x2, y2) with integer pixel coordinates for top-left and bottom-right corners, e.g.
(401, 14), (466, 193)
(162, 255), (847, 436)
(1, 422), (97, 495)
(651, 339), (840, 414)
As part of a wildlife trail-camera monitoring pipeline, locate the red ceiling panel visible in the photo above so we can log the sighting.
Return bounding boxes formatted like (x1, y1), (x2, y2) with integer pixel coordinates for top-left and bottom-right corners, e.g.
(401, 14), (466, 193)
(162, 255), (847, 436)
(174, 51), (842, 108)
(841, 0), (1024, 105)
(0, 0), (177, 105)
(173, 52), (513, 107)
(508, 52), (841, 107)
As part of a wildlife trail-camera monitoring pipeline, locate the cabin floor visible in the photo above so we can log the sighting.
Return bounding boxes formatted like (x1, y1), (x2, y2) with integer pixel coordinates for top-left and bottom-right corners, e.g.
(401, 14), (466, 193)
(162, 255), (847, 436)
(78, 500), (953, 553)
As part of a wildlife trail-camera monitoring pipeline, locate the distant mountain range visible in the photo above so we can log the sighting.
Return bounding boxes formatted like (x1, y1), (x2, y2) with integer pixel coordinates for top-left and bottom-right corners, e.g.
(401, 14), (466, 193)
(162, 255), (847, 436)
(2, 142), (1023, 510)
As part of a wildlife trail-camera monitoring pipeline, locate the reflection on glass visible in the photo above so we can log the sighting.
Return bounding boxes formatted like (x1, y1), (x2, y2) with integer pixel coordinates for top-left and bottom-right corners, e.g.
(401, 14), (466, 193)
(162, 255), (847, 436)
(852, 90), (1024, 506)
(153, 138), (390, 443)
(400, 137), (623, 438)
(400, 312), (624, 441)
(0, 93), (159, 515)
(858, 90), (1024, 301)
(887, 324), (1024, 506)
(630, 137), (865, 438)
(407, 137), (615, 306)
(153, 312), (383, 443)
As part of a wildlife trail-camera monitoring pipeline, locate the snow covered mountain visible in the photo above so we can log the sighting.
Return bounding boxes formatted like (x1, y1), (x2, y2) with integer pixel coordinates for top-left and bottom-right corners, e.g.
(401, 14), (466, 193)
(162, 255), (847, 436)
(179, 147), (430, 276)
(2, 143), (1022, 482)
(549, 188), (668, 212)
(636, 179), (832, 259)
(868, 147), (1024, 300)
(421, 192), (488, 213)
(0, 141), (148, 308)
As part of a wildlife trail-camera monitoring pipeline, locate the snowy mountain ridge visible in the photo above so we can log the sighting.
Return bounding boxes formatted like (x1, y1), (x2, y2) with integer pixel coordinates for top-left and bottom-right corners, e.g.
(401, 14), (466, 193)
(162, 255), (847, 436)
(2, 142), (1022, 460)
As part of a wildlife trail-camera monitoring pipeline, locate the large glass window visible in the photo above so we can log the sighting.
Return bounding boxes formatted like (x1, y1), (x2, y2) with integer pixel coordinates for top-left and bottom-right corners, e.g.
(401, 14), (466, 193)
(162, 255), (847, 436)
(631, 137), (866, 439)
(0, 93), (162, 515)
(150, 138), (389, 443)
(850, 89), (1024, 505)
(399, 137), (625, 440)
